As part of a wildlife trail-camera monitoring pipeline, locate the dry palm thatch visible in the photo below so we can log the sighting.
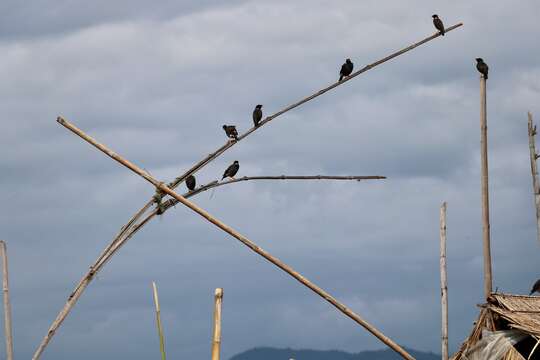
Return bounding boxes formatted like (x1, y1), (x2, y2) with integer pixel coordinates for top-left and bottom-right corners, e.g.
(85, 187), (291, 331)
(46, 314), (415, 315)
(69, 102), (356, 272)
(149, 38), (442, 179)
(451, 294), (540, 360)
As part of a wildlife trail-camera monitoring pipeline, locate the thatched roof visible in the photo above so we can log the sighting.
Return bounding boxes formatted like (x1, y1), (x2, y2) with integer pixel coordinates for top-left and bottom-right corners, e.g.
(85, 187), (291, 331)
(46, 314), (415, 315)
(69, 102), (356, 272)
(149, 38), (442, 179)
(487, 294), (540, 337)
(451, 293), (540, 360)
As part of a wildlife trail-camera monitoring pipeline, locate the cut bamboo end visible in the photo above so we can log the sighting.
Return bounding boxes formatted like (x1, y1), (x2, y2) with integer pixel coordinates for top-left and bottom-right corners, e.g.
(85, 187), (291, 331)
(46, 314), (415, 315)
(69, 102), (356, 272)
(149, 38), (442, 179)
(152, 282), (160, 312)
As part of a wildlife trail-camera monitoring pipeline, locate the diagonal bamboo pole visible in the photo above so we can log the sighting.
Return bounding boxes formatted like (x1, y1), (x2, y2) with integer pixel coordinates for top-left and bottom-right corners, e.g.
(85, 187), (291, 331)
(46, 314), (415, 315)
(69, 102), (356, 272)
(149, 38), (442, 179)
(33, 23), (463, 359)
(211, 288), (223, 360)
(56, 117), (416, 360)
(152, 282), (166, 360)
(527, 112), (540, 245)
(0, 241), (14, 360)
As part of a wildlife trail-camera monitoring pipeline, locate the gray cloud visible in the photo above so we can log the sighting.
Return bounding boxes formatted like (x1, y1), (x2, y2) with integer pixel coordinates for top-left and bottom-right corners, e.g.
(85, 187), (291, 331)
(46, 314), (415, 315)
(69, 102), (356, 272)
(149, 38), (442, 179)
(1, 1), (540, 359)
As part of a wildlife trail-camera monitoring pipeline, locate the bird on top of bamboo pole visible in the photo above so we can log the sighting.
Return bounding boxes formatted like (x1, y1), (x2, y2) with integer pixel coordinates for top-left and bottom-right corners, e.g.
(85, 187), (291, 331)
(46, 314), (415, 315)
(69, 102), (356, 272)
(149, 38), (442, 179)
(476, 58), (489, 79)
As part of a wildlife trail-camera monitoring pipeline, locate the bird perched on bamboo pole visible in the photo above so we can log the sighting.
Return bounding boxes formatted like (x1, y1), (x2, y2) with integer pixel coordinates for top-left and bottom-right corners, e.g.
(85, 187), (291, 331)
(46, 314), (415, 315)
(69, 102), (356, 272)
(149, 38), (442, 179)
(222, 125), (238, 141)
(253, 105), (263, 127)
(222, 161), (239, 180)
(339, 59), (354, 81)
(476, 58), (489, 79)
(432, 15), (445, 36)
(530, 279), (540, 295)
(186, 175), (196, 191)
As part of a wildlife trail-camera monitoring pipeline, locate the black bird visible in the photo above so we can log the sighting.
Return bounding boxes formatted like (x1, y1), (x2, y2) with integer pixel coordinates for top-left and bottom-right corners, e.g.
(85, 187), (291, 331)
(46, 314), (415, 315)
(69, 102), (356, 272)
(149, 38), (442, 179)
(432, 14), (445, 36)
(223, 125), (238, 140)
(530, 279), (540, 295)
(186, 175), (196, 191)
(253, 104), (263, 127)
(476, 58), (489, 80)
(222, 160), (239, 180)
(339, 59), (354, 81)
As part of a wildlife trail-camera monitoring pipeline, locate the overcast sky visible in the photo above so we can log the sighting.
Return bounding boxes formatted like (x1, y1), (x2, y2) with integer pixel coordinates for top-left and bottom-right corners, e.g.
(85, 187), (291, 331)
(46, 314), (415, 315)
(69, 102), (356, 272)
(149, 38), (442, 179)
(1, 1), (539, 359)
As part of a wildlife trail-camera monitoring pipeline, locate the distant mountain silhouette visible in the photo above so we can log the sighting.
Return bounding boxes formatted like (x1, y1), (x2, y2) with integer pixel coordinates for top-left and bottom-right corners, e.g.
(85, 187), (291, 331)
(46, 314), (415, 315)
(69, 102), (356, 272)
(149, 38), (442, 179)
(230, 347), (440, 360)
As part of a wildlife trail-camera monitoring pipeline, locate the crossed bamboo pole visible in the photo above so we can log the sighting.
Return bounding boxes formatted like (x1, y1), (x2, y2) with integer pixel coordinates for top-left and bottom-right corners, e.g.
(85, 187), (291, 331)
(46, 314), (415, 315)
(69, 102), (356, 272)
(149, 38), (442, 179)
(56, 117), (416, 359)
(33, 22), (463, 359)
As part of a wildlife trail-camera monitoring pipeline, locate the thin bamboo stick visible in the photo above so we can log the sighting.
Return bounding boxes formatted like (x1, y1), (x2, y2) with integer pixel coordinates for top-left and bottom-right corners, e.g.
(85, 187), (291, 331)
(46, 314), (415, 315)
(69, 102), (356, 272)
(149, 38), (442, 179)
(480, 75), (493, 299)
(527, 112), (540, 245)
(439, 203), (448, 360)
(56, 117), (416, 360)
(33, 22), (464, 358)
(0, 241), (14, 360)
(211, 288), (223, 360)
(167, 175), (385, 206)
(152, 282), (166, 360)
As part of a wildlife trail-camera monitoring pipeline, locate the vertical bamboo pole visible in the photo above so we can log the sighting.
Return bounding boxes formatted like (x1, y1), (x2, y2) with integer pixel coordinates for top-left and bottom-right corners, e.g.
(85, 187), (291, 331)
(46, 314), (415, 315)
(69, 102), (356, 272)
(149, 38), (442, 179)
(528, 112), (540, 245)
(211, 288), (223, 360)
(152, 282), (166, 360)
(480, 75), (493, 298)
(439, 204), (448, 360)
(0, 241), (14, 360)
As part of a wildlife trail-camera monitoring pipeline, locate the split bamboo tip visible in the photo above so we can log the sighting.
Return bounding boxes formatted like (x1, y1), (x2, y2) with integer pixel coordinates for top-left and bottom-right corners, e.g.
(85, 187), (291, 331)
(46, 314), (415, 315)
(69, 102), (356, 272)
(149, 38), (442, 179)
(215, 288), (223, 298)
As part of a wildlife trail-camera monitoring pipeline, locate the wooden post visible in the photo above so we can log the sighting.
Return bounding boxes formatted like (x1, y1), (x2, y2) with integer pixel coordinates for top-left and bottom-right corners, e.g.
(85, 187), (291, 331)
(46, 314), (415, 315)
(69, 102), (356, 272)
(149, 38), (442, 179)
(211, 288), (223, 360)
(439, 204), (448, 360)
(57, 117), (416, 360)
(0, 241), (14, 360)
(480, 75), (493, 298)
(152, 282), (166, 360)
(528, 112), (540, 245)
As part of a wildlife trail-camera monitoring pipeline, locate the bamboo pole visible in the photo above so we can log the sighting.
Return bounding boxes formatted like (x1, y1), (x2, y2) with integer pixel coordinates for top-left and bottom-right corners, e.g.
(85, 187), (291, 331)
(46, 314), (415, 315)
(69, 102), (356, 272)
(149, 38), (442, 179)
(33, 22), (464, 358)
(57, 117), (416, 360)
(211, 288), (223, 360)
(480, 75), (493, 299)
(439, 203), (448, 360)
(152, 282), (166, 360)
(0, 241), (14, 360)
(527, 112), (540, 245)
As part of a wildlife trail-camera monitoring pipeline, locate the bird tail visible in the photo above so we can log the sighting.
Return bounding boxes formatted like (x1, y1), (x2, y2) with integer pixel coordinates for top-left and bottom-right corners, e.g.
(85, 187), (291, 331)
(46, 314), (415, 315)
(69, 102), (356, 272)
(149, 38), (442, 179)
(484, 74), (488, 80)
(339, 74), (344, 81)
(531, 289), (535, 296)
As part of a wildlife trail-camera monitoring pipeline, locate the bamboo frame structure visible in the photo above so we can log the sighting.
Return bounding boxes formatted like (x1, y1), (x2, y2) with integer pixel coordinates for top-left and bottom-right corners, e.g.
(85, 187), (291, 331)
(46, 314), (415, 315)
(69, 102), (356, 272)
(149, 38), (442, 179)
(439, 203), (448, 360)
(152, 282), (166, 360)
(0, 241), (14, 360)
(33, 22), (463, 359)
(527, 112), (540, 245)
(480, 75), (493, 299)
(211, 288), (223, 360)
(57, 117), (416, 359)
